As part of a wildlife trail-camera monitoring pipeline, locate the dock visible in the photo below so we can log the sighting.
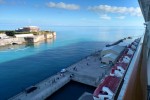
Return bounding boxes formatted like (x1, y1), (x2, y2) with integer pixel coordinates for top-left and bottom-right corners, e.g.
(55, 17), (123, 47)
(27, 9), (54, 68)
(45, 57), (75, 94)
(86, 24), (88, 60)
(106, 38), (125, 47)
(9, 74), (71, 100)
(9, 50), (112, 100)
(66, 52), (111, 87)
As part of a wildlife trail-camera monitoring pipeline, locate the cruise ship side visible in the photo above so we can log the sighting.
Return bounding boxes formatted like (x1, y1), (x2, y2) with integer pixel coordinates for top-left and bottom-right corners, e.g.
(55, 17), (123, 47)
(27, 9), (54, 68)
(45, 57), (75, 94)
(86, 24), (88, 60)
(93, 0), (150, 100)
(117, 0), (150, 99)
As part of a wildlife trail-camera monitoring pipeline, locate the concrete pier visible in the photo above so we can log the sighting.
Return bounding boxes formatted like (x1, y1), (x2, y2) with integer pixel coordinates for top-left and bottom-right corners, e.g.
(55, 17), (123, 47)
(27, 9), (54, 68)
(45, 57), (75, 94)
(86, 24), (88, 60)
(67, 52), (111, 87)
(9, 50), (112, 100)
(9, 74), (71, 100)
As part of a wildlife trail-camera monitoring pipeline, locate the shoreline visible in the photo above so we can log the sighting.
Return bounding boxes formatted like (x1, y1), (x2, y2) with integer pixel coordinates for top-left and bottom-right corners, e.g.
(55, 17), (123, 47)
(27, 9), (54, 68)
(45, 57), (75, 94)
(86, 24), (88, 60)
(0, 31), (56, 47)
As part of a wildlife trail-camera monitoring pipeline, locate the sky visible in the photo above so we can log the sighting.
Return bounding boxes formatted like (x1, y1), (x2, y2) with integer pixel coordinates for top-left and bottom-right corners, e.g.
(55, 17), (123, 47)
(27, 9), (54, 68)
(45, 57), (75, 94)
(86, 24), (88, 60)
(0, 0), (145, 29)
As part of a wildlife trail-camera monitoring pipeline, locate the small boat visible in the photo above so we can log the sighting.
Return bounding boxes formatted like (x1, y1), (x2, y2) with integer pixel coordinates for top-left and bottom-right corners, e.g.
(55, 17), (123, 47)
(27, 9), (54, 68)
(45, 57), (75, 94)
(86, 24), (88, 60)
(60, 69), (66, 73)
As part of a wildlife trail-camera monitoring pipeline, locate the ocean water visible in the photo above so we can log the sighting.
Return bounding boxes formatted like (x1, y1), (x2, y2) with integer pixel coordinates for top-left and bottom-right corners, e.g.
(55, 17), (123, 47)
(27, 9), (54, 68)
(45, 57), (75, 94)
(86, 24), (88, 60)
(47, 81), (95, 100)
(0, 26), (144, 100)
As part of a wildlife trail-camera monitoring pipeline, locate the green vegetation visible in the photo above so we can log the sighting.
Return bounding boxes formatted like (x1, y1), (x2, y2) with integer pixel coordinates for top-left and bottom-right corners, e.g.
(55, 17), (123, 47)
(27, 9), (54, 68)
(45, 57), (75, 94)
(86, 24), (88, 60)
(13, 31), (51, 35)
(40, 31), (50, 34)
(14, 32), (38, 35)
(0, 30), (10, 34)
(0, 30), (52, 36)
(5, 31), (15, 36)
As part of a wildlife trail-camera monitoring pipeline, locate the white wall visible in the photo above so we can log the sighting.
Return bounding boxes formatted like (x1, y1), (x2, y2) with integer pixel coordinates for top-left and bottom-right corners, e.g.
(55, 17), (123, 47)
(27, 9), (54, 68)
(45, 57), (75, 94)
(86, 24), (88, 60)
(15, 34), (34, 38)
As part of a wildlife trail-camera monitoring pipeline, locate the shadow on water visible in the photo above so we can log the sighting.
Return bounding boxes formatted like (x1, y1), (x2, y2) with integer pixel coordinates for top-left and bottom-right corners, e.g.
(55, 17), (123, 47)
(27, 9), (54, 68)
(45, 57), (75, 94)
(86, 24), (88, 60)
(46, 81), (95, 100)
(0, 41), (106, 100)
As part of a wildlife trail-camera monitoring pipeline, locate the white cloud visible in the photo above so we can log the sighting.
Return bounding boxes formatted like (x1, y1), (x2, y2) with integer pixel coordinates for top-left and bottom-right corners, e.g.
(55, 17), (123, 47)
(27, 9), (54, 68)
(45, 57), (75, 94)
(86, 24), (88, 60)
(46, 2), (80, 10)
(88, 5), (142, 17)
(100, 14), (111, 20)
(116, 16), (125, 19)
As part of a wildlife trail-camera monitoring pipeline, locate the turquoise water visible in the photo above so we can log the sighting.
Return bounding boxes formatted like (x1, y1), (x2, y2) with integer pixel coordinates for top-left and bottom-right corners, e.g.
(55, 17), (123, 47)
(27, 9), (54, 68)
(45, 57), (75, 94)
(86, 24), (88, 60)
(0, 26), (144, 99)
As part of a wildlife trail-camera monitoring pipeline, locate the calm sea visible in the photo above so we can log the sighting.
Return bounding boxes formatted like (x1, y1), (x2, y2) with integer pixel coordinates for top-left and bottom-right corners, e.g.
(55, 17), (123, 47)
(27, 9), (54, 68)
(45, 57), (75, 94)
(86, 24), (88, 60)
(0, 26), (144, 100)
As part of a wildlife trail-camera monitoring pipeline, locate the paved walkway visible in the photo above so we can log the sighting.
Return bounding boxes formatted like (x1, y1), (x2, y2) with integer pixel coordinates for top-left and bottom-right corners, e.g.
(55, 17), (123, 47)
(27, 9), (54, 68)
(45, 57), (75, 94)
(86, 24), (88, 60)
(67, 52), (111, 86)
(9, 74), (71, 100)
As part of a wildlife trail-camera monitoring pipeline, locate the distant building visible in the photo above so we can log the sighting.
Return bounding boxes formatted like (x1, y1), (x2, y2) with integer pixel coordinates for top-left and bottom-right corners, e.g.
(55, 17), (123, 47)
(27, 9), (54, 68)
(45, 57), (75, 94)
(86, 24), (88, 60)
(101, 53), (118, 64)
(16, 26), (40, 32)
(101, 45), (125, 57)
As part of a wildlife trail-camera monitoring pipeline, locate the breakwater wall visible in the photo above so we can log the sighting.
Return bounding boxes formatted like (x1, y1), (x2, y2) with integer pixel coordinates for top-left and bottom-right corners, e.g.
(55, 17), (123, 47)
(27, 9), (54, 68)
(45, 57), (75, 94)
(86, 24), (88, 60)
(0, 38), (26, 46)
(0, 32), (56, 47)
(33, 33), (55, 43)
